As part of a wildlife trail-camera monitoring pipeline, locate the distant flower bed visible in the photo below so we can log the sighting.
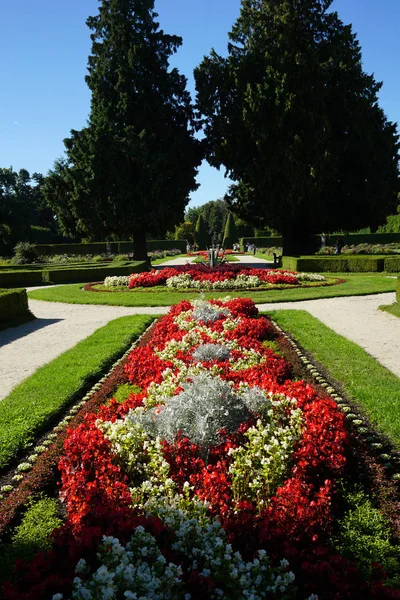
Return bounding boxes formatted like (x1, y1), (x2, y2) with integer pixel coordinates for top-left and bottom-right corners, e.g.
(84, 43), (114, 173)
(122, 265), (326, 291)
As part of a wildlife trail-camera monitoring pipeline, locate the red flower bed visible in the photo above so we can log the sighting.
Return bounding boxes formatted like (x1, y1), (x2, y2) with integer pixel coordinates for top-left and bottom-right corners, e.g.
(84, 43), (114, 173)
(128, 264), (300, 288)
(3, 298), (399, 600)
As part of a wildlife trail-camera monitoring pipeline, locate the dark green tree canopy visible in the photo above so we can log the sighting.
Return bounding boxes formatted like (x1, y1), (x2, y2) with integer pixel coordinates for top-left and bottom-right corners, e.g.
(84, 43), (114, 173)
(0, 168), (51, 253)
(52, 0), (202, 259)
(195, 0), (400, 254)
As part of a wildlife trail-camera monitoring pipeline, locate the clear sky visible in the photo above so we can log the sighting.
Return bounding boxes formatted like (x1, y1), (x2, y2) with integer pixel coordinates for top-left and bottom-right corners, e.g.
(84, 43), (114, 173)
(1, 0), (399, 208)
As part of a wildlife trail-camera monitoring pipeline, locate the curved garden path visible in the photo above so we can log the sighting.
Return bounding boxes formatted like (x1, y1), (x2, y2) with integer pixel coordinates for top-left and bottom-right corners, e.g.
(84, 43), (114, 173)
(0, 255), (398, 401)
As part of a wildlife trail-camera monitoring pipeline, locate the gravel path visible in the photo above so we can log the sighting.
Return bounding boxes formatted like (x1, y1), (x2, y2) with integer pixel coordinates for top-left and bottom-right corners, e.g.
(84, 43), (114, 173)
(0, 255), (398, 400)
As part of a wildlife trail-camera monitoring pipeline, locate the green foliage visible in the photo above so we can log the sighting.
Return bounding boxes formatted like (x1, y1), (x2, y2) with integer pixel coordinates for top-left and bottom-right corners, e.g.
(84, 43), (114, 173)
(282, 256), (386, 273)
(0, 168), (53, 253)
(113, 382), (142, 404)
(0, 270), (43, 287)
(0, 314), (155, 470)
(195, 0), (400, 255)
(0, 287), (30, 324)
(385, 257), (400, 273)
(11, 241), (41, 265)
(51, 0), (202, 260)
(334, 488), (400, 585)
(0, 495), (62, 582)
(222, 212), (239, 249)
(194, 213), (209, 249)
(0, 261), (146, 288)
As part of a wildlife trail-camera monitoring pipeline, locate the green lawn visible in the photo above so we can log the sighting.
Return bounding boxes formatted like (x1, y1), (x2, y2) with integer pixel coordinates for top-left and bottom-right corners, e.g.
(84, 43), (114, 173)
(0, 314), (155, 471)
(379, 302), (400, 318)
(266, 309), (400, 447)
(28, 273), (396, 307)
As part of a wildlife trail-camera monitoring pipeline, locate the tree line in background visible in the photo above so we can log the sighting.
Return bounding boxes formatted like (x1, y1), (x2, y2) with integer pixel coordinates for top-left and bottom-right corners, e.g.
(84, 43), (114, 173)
(1, 0), (400, 258)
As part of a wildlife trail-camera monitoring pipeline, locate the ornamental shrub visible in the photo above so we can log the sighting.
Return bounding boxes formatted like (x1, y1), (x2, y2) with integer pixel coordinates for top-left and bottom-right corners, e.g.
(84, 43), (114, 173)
(11, 242), (41, 265)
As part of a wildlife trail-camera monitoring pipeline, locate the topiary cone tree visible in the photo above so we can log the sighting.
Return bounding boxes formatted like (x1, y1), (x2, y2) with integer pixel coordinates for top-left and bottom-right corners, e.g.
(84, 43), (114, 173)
(49, 0), (202, 261)
(195, 0), (399, 256)
(195, 214), (209, 250)
(222, 211), (239, 249)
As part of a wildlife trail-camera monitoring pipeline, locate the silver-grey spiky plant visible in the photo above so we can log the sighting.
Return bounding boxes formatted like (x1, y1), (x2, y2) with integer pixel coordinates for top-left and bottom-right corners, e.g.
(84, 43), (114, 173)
(192, 343), (231, 362)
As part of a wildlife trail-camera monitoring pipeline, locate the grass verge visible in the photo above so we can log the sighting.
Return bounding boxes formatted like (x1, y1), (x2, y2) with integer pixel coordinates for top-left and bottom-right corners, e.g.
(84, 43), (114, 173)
(266, 309), (400, 447)
(28, 274), (396, 307)
(0, 314), (155, 472)
(379, 303), (400, 319)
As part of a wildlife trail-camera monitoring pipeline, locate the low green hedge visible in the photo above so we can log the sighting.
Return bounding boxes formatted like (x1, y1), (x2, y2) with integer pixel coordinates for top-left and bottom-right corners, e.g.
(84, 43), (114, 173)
(241, 233), (400, 251)
(35, 242), (116, 256)
(397, 277), (400, 303)
(0, 288), (30, 323)
(282, 256), (386, 273)
(43, 262), (146, 284)
(0, 262), (147, 287)
(117, 239), (186, 253)
(240, 236), (282, 250)
(34, 240), (187, 256)
(0, 271), (43, 287)
(384, 257), (400, 272)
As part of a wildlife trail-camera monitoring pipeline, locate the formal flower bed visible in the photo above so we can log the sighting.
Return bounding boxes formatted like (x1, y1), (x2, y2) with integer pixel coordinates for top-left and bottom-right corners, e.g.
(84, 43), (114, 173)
(109, 265), (327, 291)
(3, 298), (398, 600)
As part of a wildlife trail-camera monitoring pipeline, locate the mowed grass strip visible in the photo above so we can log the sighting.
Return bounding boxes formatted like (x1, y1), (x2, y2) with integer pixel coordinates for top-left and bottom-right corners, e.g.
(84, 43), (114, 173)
(380, 302), (400, 319)
(0, 314), (155, 471)
(28, 273), (396, 307)
(266, 309), (400, 447)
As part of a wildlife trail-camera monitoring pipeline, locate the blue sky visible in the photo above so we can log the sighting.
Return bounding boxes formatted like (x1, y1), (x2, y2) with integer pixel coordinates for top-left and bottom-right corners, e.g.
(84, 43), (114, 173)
(1, 0), (399, 208)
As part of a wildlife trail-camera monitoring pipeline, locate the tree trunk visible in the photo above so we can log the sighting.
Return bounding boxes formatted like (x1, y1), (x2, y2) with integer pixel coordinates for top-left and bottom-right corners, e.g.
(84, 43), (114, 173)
(133, 230), (149, 264)
(282, 230), (319, 257)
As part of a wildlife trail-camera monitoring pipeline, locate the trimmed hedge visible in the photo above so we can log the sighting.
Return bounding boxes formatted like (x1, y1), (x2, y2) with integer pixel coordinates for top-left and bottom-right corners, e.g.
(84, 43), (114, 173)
(0, 288), (30, 324)
(282, 256), (386, 273)
(34, 240), (187, 256)
(0, 262), (147, 287)
(240, 236), (282, 250)
(43, 262), (145, 284)
(35, 242), (116, 256)
(384, 257), (400, 273)
(0, 271), (43, 287)
(118, 239), (186, 253)
(397, 278), (400, 303)
(241, 232), (400, 251)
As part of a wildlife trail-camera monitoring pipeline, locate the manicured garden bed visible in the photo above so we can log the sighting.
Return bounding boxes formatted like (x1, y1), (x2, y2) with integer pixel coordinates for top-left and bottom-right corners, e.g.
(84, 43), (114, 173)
(28, 272), (396, 307)
(1, 299), (399, 599)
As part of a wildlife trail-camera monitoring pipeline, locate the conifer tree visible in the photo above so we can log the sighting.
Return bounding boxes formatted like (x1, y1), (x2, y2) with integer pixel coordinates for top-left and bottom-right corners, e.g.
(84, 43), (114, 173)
(222, 212), (239, 249)
(195, 0), (399, 255)
(58, 0), (202, 260)
(195, 213), (209, 249)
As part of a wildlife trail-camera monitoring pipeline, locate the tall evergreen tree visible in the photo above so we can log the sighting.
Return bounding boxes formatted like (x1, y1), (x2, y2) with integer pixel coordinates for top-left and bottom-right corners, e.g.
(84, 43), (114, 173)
(58, 0), (202, 260)
(194, 213), (209, 249)
(195, 0), (400, 255)
(222, 211), (239, 249)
